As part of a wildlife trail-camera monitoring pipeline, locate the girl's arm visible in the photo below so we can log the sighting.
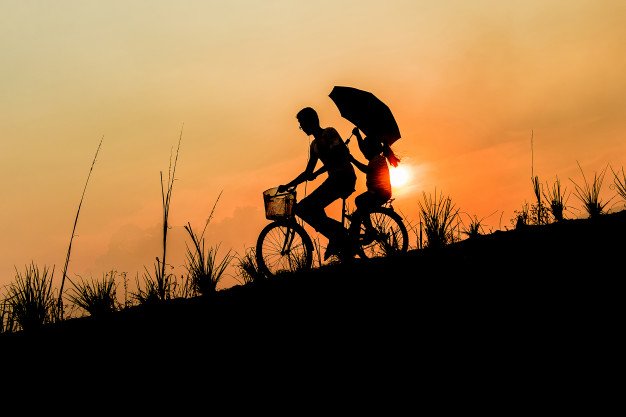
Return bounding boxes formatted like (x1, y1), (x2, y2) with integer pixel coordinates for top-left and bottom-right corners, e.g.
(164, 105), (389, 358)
(350, 154), (368, 174)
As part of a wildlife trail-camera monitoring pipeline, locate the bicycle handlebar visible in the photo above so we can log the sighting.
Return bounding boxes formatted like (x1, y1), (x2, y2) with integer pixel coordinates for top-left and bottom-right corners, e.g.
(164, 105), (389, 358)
(275, 185), (297, 195)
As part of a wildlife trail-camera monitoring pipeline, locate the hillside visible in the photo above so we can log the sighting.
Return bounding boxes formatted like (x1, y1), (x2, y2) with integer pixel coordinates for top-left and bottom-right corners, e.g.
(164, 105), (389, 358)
(3, 210), (624, 383)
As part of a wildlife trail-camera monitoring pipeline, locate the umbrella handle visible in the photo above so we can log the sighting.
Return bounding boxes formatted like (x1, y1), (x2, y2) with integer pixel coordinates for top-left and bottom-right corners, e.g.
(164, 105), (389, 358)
(344, 133), (354, 145)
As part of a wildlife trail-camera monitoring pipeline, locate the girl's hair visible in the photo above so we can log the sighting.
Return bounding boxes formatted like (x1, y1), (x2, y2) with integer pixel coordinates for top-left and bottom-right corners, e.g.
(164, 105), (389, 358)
(359, 136), (401, 167)
(383, 144), (400, 167)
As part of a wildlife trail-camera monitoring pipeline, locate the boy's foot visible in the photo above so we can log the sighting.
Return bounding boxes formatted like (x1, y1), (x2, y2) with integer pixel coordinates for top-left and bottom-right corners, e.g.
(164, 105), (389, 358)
(324, 240), (339, 261)
(360, 228), (378, 245)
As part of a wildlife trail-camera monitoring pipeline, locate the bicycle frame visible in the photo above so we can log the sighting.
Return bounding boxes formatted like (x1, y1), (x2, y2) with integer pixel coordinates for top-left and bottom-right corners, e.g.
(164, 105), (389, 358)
(257, 186), (406, 277)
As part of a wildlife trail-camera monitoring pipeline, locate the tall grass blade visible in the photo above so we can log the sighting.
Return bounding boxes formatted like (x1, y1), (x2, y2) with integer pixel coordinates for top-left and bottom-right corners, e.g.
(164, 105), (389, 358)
(611, 165), (626, 209)
(158, 127), (183, 286)
(57, 136), (103, 319)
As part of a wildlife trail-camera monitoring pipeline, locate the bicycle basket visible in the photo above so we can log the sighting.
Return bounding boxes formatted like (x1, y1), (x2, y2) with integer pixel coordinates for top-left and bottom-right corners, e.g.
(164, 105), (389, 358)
(263, 187), (296, 220)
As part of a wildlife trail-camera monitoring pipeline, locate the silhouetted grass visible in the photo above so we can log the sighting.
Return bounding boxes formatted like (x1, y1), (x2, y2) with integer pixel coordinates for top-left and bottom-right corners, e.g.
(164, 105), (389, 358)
(132, 262), (181, 304)
(570, 162), (612, 218)
(184, 224), (233, 296)
(133, 129), (183, 305)
(313, 236), (323, 268)
(1, 295), (16, 333)
(543, 176), (570, 222)
(531, 176), (548, 225)
(381, 228), (404, 255)
(461, 213), (488, 239)
(611, 165), (626, 208)
(417, 189), (459, 249)
(512, 203), (530, 229)
(183, 191), (234, 295)
(6, 263), (59, 332)
(58, 137), (103, 319)
(157, 129), (183, 294)
(235, 247), (265, 285)
(66, 270), (119, 317)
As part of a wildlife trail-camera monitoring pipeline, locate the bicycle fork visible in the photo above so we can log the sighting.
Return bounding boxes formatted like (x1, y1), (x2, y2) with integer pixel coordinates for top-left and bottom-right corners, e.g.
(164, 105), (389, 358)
(280, 224), (298, 255)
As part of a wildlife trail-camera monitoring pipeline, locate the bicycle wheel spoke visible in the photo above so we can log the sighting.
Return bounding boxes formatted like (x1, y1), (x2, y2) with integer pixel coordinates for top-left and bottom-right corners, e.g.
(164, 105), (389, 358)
(357, 208), (408, 259)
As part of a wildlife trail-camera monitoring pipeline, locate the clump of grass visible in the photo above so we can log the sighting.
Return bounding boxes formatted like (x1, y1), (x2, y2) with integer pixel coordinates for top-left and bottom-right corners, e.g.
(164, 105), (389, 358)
(417, 189), (460, 249)
(1, 295), (16, 334)
(531, 176), (548, 225)
(313, 236), (323, 268)
(234, 247), (265, 285)
(66, 270), (119, 317)
(511, 199), (551, 228)
(379, 228), (405, 255)
(184, 223), (234, 296)
(611, 165), (626, 208)
(6, 263), (59, 332)
(183, 191), (234, 295)
(132, 262), (179, 305)
(460, 212), (494, 239)
(512, 203), (530, 229)
(529, 202), (551, 225)
(570, 162), (612, 218)
(543, 176), (570, 222)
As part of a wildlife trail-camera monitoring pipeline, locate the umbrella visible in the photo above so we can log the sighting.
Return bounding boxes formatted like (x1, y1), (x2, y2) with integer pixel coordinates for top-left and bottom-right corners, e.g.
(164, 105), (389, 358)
(329, 86), (401, 146)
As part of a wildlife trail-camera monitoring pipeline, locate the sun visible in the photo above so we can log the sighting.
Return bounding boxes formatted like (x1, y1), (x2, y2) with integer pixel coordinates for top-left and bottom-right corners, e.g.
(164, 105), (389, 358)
(390, 165), (411, 188)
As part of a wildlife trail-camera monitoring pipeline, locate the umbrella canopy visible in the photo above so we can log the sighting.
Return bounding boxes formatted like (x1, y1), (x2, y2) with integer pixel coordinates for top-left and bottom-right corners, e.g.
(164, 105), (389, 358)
(329, 86), (401, 146)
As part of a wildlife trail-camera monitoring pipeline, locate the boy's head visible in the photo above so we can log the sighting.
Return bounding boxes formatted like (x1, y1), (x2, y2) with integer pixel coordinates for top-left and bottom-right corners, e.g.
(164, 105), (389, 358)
(358, 136), (384, 160)
(296, 107), (320, 135)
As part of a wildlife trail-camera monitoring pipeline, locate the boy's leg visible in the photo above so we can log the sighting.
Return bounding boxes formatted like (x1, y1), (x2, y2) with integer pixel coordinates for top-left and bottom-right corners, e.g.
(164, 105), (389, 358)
(296, 178), (354, 259)
(295, 179), (345, 241)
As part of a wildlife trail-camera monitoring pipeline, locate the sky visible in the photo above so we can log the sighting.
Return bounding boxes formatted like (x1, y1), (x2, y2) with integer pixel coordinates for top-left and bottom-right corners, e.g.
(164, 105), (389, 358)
(2, 0), (626, 292)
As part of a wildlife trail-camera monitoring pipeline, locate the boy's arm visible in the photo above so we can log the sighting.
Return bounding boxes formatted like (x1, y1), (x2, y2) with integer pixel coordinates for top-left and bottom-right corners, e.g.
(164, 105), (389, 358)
(309, 166), (327, 180)
(279, 143), (319, 191)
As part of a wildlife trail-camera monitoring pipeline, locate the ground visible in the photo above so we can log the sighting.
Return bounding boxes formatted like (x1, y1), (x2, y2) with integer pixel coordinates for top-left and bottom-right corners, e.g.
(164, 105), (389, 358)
(2, 211), (624, 394)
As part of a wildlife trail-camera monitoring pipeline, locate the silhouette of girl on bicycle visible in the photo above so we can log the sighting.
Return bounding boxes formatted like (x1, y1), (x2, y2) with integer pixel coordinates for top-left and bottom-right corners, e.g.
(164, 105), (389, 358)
(348, 127), (401, 234)
(350, 127), (400, 212)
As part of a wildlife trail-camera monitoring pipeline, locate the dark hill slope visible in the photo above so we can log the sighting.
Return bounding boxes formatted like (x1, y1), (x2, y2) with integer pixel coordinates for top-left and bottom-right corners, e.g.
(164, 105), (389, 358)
(3, 210), (624, 381)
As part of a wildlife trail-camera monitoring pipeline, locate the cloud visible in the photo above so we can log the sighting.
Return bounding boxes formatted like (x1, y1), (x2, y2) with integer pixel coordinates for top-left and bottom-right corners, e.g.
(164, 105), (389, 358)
(91, 205), (265, 290)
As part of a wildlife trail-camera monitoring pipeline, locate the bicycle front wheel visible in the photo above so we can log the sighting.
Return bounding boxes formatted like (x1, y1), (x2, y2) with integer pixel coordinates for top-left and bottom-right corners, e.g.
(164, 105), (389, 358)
(256, 219), (314, 277)
(355, 207), (409, 259)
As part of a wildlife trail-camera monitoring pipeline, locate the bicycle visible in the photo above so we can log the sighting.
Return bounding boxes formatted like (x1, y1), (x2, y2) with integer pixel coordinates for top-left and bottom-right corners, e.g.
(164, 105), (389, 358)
(256, 185), (409, 277)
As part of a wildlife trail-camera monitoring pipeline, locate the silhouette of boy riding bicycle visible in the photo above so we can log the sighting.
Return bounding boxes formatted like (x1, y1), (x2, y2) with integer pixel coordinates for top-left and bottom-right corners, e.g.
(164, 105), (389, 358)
(277, 107), (356, 260)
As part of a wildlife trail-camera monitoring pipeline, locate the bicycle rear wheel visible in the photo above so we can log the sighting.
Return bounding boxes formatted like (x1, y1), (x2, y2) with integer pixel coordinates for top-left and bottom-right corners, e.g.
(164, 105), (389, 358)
(355, 207), (409, 259)
(256, 219), (314, 277)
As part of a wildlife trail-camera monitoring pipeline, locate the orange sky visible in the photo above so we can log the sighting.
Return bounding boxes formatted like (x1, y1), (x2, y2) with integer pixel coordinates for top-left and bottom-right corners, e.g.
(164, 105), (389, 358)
(2, 1), (626, 291)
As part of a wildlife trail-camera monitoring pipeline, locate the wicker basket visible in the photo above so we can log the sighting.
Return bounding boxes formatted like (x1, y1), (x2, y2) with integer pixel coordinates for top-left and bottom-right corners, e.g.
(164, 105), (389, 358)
(263, 187), (296, 220)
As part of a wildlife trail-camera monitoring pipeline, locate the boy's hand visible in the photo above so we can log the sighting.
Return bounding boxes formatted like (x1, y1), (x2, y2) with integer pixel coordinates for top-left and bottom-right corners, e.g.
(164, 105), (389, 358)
(352, 127), (362, 139)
